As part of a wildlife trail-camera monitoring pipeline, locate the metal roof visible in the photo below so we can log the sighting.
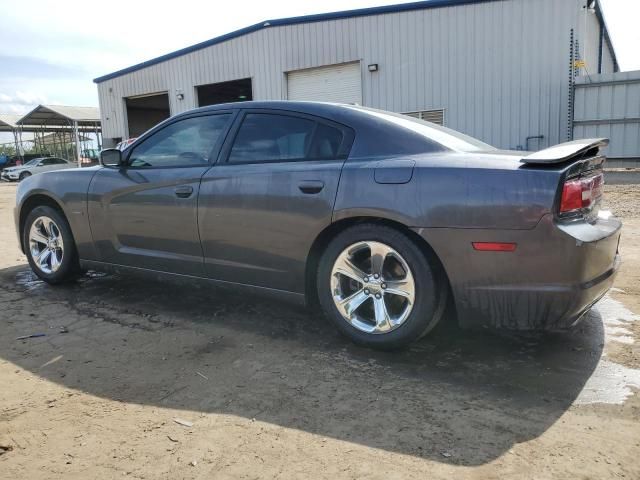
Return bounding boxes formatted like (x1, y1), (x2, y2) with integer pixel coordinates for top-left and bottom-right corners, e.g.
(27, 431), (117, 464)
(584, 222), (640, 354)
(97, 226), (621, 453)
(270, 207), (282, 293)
(0, 114), (23, 131)
(17, 105), (101, 126)
(93, 0), (619, 84)
(93, 0), (500, 83)
(0, 114), (44, 132)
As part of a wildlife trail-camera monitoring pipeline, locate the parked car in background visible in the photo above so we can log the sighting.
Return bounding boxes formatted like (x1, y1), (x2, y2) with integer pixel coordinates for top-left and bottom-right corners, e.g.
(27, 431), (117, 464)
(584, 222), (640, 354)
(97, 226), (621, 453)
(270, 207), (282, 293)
(0, 157), (21, 171)
(13, 102), (621, 349)
(0, 154), (8, 169)
(2, 157), (74, 182)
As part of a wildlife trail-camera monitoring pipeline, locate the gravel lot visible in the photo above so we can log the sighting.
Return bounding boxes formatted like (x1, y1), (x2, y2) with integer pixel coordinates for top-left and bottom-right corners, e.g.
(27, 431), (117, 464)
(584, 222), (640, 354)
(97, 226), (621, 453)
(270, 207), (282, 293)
(0, 180), (639, 479)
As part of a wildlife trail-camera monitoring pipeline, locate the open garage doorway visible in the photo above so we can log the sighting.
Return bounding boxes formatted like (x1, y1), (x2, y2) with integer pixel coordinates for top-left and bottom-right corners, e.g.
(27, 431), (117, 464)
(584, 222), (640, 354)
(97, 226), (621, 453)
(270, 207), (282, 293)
(197, 78), (252, 107)
(125, 93), (170, 138)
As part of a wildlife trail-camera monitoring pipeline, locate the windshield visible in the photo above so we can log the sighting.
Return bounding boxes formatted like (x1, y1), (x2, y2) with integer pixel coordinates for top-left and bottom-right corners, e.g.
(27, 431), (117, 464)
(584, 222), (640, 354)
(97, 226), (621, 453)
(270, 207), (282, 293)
(348, 106), (496, 153)
(23, 158), (41, 166)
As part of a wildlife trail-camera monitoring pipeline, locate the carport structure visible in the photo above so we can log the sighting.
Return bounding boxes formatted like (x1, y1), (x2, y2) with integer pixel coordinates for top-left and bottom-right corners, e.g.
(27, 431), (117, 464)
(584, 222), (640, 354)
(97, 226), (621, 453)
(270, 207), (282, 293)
(0, 114), (33, 158)
(16, 105), (102, 166)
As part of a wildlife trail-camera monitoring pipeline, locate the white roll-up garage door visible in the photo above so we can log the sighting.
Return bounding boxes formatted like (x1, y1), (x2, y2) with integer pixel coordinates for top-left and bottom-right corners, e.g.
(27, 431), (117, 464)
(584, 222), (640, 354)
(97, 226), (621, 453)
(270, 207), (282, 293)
(287, 62), (362, 104)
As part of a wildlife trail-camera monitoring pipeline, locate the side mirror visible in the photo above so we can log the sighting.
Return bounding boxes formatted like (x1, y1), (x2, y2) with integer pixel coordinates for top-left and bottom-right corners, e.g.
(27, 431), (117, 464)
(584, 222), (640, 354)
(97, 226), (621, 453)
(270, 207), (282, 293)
(100, 148), (123, 167)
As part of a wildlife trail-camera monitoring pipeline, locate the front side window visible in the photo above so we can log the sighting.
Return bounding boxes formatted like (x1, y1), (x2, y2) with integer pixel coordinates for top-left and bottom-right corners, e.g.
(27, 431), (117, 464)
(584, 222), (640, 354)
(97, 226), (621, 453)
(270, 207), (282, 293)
(128, 114), (231, 168)
(228, 113), (344, 163)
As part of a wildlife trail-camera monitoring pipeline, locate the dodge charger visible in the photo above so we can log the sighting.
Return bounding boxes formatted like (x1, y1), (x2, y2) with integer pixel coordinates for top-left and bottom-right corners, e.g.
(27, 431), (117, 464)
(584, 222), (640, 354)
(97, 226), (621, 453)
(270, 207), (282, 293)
(14, 102), (621, 349)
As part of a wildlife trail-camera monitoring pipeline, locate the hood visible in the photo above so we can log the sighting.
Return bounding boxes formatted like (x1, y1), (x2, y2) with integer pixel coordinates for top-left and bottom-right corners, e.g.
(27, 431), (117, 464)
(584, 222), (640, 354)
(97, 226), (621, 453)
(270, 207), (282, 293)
(3, 165), (25, 173)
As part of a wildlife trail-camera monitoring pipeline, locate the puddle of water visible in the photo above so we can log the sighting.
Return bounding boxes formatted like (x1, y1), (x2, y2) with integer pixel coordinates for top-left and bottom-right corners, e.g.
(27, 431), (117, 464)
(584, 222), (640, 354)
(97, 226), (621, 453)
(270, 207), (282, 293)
(15, 269), (111, 291)
(83, 270), (110, 279)
(576, 295), (640, 405)
(76, 270), (111, 285)
(12, 267), (639, 405)
(14, 270), (45, 291)
(599, 295), (638, 345)
(576, 359), (640, 405)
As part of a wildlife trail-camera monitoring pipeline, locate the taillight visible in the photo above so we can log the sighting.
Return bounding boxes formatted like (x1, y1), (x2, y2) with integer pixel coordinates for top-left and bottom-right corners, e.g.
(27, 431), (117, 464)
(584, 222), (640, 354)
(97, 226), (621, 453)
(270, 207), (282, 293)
(559, 172), (604, 214)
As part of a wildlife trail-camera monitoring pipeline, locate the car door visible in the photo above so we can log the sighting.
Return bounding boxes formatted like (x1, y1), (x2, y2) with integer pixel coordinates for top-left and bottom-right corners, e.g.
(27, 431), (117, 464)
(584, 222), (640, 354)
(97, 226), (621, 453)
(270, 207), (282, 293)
(88, 111), (234, 276)
(198, 109), (354, 293)
(46, 158), (72, 172)
(30, 158), (47, 173)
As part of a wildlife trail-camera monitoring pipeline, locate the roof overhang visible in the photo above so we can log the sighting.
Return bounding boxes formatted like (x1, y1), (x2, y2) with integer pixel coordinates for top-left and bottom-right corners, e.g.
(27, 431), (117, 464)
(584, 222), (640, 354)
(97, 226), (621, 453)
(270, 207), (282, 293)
(0, 114), (22, 132)
(595, 0), (619, 72)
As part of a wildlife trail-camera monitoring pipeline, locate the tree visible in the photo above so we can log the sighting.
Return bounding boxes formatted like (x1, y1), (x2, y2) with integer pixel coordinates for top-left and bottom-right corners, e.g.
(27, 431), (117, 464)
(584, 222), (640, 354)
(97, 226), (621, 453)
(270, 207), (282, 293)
(0, 144), (17, 156)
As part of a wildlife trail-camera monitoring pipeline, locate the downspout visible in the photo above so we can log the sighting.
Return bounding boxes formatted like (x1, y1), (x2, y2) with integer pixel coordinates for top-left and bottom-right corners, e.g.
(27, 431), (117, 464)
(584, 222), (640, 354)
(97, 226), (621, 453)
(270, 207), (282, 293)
(597, 21), (604, 74)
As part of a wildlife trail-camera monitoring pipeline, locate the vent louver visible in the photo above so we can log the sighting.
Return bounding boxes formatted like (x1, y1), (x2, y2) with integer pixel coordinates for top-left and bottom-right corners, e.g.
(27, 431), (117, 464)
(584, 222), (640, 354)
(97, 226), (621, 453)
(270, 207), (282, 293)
(403, 109), (445, 125)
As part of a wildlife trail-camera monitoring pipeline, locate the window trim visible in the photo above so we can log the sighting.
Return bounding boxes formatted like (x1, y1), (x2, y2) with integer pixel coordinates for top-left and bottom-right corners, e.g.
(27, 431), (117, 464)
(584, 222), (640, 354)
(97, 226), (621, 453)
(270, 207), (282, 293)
(218, 109), (354, 166)
(123, 110), (237, 170)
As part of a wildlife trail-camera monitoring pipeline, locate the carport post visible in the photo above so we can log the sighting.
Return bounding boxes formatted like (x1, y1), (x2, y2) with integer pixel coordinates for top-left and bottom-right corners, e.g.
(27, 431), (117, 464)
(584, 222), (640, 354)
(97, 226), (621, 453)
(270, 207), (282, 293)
(13, 130), (20, 160)
(73, 121), (82, 168)
(17, 128), (24, 161)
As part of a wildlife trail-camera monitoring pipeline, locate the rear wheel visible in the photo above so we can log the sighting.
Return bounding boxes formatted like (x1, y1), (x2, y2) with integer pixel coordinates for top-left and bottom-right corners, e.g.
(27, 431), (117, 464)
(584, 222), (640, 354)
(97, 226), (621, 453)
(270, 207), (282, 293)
(317, 224), (443, 349)
(23, 206), (79, 284)
(19, 171), (31, 181)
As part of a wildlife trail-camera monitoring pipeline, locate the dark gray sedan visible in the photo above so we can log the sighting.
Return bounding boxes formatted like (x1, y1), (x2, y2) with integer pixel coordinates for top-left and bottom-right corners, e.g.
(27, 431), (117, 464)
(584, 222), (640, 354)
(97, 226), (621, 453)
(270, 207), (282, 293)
(14, 102), (621, 349)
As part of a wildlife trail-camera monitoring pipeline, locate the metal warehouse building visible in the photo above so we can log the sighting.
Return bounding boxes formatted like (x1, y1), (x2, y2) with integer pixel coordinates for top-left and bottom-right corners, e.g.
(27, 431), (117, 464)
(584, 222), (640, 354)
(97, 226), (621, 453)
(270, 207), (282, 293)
(94, 0), (617, 151)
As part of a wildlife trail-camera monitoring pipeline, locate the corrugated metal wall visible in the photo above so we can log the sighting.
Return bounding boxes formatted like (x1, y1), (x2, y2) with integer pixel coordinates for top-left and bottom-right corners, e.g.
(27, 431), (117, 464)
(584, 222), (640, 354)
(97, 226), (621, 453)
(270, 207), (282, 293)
(97, 0), (613, 150)
(574, 70), (640, 165)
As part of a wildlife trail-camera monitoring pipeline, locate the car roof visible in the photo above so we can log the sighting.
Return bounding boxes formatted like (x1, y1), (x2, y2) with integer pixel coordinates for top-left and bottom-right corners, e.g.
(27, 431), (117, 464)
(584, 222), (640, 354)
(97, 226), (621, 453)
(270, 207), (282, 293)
(160, 101), (494, 157)
(177, 100), (366, 122)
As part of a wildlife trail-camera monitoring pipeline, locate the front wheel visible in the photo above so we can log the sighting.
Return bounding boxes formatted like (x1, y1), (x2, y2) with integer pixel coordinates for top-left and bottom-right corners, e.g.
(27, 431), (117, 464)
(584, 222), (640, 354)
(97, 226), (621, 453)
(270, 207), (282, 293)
(19, 171), (31, 181)
(317, 224), (444, 350)
(23, 206), (79, 284)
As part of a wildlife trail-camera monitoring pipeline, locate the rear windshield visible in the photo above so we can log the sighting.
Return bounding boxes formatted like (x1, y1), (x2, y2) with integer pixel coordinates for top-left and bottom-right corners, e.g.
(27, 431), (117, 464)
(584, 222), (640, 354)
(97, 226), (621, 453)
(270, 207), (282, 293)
(348, 106), (496, 153)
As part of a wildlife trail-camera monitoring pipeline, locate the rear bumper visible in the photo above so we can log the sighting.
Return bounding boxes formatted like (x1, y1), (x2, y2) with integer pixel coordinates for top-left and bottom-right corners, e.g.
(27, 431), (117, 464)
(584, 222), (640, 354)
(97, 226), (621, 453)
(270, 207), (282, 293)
(413, 213), (622, 330)
(562, 252), (620, 327)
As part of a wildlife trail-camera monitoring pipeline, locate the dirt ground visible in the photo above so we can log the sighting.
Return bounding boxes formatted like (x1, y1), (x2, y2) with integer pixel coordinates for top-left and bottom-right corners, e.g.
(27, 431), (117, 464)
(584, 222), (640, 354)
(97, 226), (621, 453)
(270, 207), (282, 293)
(0, 180), (638, 479)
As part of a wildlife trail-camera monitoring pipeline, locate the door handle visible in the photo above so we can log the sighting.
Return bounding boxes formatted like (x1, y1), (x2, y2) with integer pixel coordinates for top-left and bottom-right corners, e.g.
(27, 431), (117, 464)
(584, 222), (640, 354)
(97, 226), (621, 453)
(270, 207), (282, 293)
(174, 185), (194, 198)
(298, 180), (324, 194)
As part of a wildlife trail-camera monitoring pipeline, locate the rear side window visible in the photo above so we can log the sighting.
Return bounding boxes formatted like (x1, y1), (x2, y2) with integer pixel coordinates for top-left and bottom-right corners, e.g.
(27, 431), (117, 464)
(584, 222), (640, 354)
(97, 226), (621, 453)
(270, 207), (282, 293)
(41, 158), (66, 165)
(228, 113), (344, 163)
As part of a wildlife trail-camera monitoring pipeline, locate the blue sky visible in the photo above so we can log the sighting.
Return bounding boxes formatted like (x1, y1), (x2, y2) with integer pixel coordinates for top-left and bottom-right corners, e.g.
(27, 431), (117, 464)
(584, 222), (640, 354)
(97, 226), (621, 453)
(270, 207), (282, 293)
(0, 0), (638, 119)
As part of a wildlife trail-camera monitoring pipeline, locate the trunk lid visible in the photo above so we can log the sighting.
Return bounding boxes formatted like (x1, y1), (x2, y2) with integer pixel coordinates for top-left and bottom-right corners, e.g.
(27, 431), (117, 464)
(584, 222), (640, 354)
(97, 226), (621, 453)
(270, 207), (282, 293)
(522, 138), (608, 222)
(521, 138), (608, 165)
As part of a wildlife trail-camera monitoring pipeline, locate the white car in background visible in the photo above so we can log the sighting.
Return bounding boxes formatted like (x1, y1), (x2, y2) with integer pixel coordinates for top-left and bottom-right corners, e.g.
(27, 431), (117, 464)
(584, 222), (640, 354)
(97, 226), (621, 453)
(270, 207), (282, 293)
(1, 157), (75, 182)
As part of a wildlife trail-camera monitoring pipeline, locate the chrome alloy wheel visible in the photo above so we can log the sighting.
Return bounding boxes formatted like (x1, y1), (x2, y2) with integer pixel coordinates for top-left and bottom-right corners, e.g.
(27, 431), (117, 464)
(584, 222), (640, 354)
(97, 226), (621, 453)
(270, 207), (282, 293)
(28, 216), (65, 274)
(330, 241), (416, 334)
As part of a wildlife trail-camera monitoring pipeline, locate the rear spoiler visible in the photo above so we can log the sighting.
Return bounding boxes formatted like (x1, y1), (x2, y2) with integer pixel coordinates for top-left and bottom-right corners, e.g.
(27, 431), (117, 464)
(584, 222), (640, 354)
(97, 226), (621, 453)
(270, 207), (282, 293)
(521, 138), (609, 165)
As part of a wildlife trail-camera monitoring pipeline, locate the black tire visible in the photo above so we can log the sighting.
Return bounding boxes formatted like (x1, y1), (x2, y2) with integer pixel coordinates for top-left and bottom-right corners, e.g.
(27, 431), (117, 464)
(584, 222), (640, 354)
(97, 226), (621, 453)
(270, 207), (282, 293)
(317, 223), (444, 350)
(19, 171), (31, 181)
(23, 206), (80, 284)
